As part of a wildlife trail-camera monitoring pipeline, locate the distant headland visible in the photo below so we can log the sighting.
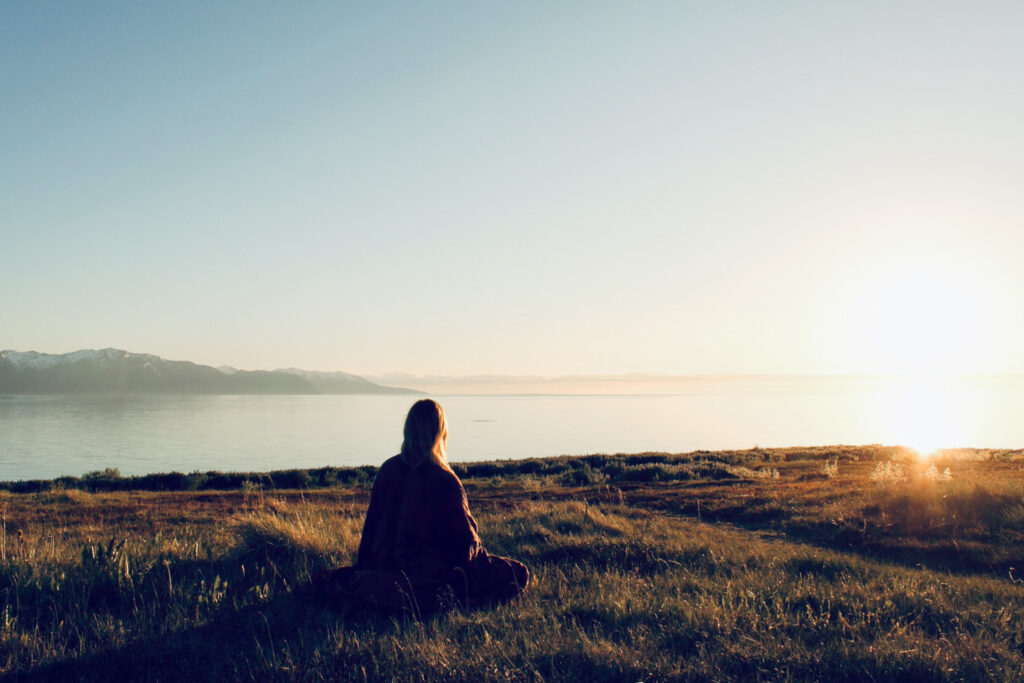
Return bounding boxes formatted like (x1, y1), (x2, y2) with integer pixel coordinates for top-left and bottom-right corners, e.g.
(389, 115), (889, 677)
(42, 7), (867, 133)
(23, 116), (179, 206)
(0, 348), (421, 395)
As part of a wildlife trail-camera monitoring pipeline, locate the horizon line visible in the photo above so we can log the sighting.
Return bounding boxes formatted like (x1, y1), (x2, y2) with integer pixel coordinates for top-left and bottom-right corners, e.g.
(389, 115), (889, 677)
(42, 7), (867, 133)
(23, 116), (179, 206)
(3, 349), (1021, 382)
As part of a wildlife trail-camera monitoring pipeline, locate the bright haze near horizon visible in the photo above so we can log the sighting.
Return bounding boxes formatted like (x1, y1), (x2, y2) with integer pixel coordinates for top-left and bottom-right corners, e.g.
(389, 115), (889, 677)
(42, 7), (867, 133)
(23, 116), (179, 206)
(3, 2), (1022, 380)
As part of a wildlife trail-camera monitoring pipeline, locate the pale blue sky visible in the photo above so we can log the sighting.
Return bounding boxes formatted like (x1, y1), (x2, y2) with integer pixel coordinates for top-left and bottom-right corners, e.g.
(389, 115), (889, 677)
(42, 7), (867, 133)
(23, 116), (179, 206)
(3, 2), (1022, 376)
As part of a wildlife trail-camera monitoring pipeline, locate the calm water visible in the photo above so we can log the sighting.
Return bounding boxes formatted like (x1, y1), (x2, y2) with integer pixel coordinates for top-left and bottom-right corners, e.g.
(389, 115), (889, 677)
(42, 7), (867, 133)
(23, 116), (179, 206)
(1, 377), (1022, 481)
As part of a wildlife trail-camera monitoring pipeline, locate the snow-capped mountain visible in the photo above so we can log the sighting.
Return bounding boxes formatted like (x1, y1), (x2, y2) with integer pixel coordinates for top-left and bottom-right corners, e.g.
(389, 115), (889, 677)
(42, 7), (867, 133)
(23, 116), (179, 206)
(274, 367), (387, 393)
(0, 349), (116, 370)
(0, 349), (419, 395)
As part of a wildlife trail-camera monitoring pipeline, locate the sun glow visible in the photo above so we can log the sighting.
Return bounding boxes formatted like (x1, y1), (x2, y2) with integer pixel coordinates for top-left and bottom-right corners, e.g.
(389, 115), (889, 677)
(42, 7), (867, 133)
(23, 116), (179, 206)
(880, 378), (962, 458)
(849, 261), (987, 376)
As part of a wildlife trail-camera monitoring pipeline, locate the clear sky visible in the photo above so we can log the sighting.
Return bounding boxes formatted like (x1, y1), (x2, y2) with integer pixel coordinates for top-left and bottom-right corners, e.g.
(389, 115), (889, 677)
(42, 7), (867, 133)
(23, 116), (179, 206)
(2, 2), (1022, 376)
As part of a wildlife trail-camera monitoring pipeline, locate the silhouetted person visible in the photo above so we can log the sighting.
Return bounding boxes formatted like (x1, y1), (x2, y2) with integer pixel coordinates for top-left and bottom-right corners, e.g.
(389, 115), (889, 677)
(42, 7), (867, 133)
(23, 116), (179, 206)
(318, 399), (528, 613)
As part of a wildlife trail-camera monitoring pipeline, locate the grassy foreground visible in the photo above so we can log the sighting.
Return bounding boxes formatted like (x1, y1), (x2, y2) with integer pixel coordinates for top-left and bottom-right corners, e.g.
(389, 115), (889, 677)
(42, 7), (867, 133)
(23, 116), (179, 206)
(1, 446), (1023, 681)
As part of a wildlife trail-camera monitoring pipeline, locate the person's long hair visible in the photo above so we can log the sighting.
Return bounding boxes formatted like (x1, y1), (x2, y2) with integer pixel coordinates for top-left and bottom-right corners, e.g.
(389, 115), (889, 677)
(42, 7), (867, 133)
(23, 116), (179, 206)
(400, 399), (453, 472)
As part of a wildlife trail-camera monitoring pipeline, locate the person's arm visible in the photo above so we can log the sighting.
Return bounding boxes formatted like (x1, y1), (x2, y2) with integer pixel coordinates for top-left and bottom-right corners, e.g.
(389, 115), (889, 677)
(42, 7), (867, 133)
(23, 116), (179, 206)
(356, 470), (387, 568)
(437, 473), (484, 565)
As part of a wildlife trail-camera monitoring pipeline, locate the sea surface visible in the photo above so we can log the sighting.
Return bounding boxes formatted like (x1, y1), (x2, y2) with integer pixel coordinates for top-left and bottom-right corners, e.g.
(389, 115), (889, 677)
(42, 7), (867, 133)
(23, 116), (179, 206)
(1, 376), (1022, 481)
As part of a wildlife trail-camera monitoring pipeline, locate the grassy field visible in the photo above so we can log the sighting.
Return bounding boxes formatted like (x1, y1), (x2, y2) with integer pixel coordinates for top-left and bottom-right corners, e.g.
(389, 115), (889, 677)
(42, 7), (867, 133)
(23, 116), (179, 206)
(1, 446), (1023, 681)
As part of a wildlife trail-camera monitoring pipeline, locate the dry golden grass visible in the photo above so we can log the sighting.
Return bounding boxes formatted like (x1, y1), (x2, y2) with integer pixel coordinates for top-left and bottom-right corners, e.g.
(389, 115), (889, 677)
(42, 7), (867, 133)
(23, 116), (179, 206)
(0, 446), (1021, 680)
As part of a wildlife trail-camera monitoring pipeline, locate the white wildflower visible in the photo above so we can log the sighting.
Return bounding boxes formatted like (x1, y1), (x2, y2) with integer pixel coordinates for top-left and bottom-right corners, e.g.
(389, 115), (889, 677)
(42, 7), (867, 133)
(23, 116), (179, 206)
(870, 461), (904, 486)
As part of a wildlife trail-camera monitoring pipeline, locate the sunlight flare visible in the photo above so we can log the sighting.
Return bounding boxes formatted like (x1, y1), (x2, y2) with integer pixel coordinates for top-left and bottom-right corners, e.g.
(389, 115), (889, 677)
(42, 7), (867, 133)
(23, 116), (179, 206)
(882, 378), (957, 457)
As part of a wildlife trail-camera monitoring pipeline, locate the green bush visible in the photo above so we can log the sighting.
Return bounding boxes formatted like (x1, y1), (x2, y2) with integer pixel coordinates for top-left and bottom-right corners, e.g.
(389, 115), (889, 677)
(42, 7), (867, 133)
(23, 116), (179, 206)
(269, 469), (314, 489)
(610, 464), (673, 483)
(555, 464), (606, 487)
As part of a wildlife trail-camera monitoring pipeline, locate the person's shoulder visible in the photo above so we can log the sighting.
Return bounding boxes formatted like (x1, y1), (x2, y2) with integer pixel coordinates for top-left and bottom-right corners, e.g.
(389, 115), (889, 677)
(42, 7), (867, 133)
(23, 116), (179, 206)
(376, 454), (409, 479)
(380, 454), (405, 469)
(420, 461), (464, 491)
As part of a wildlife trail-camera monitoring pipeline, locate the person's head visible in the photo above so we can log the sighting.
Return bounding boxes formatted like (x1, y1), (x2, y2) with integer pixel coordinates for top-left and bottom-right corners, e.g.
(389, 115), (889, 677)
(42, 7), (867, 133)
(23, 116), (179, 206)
(400, 399), (451, 471)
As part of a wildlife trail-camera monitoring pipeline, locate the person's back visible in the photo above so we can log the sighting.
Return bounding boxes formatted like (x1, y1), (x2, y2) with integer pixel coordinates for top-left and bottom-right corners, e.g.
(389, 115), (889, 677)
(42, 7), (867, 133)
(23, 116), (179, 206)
(357, 454), (483, 578)
(318, 399), (529, 613)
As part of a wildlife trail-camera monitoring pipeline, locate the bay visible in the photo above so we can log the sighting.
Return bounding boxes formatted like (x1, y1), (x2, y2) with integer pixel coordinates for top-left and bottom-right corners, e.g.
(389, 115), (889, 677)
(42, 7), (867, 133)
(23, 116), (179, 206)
(1, 376), (1022, 481)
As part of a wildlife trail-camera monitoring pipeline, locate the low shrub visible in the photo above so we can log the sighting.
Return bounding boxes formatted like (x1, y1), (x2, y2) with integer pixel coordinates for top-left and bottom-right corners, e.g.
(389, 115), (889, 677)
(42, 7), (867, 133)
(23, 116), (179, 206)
(268, 469), (314, 490)
(555, 464), (606, 487)
(610, 464), (674, 483)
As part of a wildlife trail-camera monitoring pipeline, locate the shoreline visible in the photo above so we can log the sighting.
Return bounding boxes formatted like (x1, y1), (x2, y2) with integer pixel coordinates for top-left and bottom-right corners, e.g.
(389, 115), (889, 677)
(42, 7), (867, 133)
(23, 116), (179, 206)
(3, 444), (1019, 494)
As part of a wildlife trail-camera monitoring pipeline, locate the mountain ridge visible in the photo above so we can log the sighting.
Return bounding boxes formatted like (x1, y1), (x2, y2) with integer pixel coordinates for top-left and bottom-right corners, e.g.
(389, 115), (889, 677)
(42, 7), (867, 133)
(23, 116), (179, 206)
(0, 349), (420, 395)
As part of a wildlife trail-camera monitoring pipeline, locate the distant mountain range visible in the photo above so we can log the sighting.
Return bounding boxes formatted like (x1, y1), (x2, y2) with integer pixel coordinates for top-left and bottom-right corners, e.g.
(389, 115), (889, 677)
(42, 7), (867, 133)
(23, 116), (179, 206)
(0, 349), (421, 395)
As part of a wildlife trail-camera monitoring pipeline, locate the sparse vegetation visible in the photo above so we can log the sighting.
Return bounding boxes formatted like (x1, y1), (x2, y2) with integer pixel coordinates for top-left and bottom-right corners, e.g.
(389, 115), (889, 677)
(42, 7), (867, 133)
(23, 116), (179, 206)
(871, 460), (905, 486)
(0, 445), (1022, 680)
(822, 458), (840, 479)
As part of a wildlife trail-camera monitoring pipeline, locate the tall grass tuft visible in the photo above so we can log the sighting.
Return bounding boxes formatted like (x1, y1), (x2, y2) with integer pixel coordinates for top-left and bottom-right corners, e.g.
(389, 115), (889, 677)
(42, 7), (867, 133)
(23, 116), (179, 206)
(233, 507), (360, 583)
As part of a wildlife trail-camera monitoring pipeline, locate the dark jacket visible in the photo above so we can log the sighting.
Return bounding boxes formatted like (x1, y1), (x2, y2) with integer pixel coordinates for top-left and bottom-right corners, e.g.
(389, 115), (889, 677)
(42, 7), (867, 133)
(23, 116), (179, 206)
(356, 454), (483, 579)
